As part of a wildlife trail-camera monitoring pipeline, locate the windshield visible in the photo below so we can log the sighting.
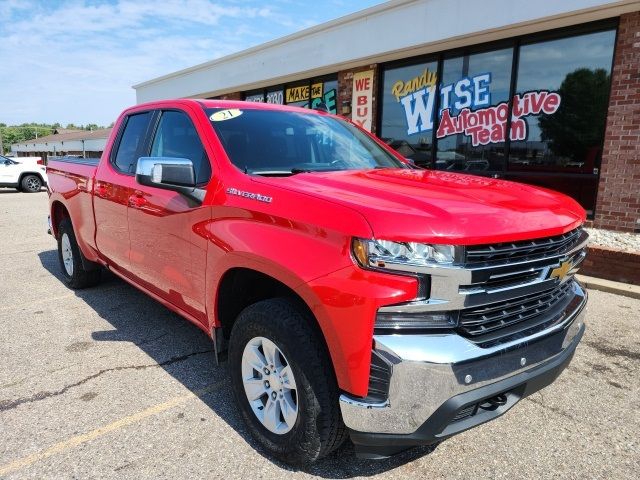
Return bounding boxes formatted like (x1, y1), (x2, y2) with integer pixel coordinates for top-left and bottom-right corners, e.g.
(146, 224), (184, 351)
(206, 108), (407, 175)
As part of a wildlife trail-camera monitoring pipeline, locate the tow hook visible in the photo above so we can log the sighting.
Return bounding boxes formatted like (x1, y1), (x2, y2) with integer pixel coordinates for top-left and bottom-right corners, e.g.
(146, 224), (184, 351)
(479, 393), (508, 411)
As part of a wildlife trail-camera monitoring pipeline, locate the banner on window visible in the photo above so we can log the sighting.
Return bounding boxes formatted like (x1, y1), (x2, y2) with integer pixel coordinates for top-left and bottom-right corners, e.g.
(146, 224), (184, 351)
(392, 68), (562, 146)
(352, 70), (374, 131)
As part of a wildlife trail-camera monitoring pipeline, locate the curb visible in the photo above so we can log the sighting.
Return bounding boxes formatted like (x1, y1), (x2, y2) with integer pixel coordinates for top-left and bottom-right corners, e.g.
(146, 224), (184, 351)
(576, 274), (640, 300)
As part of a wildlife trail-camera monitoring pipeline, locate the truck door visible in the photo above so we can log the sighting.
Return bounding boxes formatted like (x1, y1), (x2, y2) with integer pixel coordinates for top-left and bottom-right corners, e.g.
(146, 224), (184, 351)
(94, 111), (154, 274)
(127, 109), (212, 324)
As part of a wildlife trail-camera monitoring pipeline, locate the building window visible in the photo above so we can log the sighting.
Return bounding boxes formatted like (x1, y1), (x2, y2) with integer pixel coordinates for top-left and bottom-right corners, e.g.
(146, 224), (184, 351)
(311, 78), (338, 113)
(246, 76), (338, 113)
(285, 82), (310, 108)
(436, 47), (513, 173)
(244, 90), (265, 102)
(379, 23), (617, 215)
(265, 88), (284, 105)
(379, 59), (438, 166)
(508, 30), (616, 174)
(506, 29), (616, 215)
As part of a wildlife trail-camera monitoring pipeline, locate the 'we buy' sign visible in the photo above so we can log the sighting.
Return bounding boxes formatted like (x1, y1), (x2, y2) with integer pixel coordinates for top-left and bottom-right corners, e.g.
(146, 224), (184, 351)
(351, 70), (374, 131)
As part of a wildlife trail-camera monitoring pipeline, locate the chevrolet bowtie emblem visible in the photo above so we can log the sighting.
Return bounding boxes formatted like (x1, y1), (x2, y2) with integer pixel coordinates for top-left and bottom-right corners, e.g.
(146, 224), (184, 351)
(550, 260), (572, 281)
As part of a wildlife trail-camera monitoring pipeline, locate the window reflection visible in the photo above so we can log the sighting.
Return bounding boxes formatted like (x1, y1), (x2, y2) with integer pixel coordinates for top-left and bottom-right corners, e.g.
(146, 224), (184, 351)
(436, 48), (513, 172)
(380, 61), (438, 167)
(509, 30), (616, 174)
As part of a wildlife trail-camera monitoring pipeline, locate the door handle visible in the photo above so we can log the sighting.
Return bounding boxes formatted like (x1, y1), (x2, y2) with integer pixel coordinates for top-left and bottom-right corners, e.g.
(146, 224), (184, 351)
(128, 192), (147, 208)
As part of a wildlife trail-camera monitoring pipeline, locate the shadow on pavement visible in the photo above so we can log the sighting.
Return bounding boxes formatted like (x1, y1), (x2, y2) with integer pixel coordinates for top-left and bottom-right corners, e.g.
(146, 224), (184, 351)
(0, 189), (46, 194)
(38, 249), (435, 477)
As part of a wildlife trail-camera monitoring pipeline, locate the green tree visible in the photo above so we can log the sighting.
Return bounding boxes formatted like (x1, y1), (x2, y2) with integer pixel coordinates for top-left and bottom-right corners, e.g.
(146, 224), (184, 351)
(539, 68), (610, 163)
(1, 122), (107, 153)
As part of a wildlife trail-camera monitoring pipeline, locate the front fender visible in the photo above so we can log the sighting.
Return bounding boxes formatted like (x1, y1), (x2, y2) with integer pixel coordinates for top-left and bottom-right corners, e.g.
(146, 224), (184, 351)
(202, 194), (418, 396)
(297, 266), (418, 397)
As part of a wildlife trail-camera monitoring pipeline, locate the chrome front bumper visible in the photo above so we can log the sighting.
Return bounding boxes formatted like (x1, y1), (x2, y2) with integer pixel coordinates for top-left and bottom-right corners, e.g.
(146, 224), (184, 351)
(340, 282), (587, 438)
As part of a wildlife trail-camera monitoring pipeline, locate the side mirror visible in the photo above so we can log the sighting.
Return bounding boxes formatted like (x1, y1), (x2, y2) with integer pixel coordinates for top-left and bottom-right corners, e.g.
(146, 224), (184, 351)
(135, 157), (205, 203)
(3, 160), (12, 165)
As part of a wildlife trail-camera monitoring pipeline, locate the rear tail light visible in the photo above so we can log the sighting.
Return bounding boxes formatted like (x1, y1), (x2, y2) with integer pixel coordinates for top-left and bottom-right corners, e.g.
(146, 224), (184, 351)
(37, 159), (44, 165)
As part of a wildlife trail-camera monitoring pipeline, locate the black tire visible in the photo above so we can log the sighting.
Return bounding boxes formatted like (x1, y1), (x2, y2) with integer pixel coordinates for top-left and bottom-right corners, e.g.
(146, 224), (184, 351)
(21, 174), (42, 193)
(57, 218), (101, 289)
(229, 298), (347, 466)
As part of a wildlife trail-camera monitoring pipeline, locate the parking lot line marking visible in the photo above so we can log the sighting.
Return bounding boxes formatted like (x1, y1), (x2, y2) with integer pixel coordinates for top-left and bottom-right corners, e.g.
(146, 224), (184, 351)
(0, 381), (223, 477)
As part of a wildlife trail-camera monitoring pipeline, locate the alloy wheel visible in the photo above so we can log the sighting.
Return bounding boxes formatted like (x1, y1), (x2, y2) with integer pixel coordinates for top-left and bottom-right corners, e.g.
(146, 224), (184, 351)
(61, 233), (74, 276)
(241, 336), (298, 434)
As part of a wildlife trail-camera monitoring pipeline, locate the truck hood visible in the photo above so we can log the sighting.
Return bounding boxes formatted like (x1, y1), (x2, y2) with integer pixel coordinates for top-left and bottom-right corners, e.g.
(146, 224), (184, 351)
(255, 168), (585, 245)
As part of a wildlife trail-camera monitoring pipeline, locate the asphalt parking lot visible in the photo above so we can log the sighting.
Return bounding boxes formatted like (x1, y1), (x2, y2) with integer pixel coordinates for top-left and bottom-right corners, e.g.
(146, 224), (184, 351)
(0, 190), (638, 479)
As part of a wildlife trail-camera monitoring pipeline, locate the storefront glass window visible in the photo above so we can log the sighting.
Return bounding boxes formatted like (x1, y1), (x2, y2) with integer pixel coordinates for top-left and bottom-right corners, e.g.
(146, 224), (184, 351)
(310, 78), (338, 114)
(379, 60), (438, 167)
(244, 90), (265, 102)
(284, 78), (339, 113)
(265, 88), (284, 105)
(508, 30), (616, 174)
(285, 83), (310, 108)
(435, 47), (513, 172)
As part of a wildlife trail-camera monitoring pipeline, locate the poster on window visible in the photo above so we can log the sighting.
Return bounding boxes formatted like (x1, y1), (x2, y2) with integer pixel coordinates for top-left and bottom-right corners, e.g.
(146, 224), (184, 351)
(245, 93), (265, 102)
(391, 68), (562, 146)
(351, 70), (374, 131)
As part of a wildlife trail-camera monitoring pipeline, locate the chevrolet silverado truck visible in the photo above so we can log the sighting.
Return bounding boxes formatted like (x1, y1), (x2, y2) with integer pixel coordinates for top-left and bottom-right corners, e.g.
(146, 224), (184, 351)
(46, 100), (588, 465)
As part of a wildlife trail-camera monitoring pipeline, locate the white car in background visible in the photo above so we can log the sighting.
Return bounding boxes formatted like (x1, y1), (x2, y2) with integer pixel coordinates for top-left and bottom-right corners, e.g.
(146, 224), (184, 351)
(0, 155), (48, 192)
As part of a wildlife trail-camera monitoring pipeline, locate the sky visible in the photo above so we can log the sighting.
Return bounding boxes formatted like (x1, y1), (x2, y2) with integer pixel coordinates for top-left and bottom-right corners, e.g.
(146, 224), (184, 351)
(0, 0), (383, 127)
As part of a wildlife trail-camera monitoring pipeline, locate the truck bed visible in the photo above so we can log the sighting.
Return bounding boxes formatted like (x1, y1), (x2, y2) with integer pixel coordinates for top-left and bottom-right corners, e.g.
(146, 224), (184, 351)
(47, 157), (100, 260)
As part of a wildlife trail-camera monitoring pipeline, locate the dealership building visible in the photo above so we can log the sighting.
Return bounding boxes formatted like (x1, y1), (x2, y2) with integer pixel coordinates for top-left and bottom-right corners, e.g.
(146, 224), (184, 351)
(134, 0), (640, 232)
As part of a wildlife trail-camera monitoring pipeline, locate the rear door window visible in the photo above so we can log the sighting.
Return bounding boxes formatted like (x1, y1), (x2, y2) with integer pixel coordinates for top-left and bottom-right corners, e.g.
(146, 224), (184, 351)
(112, 112), (152, 174)
(150, 110), (211, 185)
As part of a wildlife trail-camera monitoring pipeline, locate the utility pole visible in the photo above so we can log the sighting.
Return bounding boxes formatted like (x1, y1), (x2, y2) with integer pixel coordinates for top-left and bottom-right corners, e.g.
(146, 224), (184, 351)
(0, 128), (4, 155)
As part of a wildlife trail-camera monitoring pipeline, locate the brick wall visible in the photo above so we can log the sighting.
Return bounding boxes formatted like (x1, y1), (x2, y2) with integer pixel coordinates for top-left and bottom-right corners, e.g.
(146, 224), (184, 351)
(581, 246), (640, 286)
(594, 11), (640, 233)
(338, 64), (379, 134)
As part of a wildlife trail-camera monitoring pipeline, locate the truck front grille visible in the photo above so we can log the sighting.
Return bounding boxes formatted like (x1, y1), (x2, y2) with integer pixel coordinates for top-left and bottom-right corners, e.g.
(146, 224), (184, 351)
(458, 280), (575, 344)
(465, 228), (583, 265)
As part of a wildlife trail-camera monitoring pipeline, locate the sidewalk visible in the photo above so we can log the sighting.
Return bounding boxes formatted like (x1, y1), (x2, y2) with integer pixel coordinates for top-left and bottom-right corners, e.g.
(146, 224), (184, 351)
(577, 274), (640, 300)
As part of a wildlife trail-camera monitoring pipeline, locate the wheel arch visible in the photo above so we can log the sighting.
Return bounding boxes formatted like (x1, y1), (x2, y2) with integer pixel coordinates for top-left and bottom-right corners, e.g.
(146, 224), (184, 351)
(214, 267), (340, 387)
(50, 200), (70, 239)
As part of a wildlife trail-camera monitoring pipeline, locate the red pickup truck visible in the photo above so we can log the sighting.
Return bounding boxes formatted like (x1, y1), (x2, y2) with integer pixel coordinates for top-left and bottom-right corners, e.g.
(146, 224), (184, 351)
(47, 99), (588, 465)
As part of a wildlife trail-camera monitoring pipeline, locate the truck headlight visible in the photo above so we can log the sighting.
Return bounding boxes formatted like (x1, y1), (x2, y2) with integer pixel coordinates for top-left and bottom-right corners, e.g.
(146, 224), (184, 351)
(352, 238), (459, 272)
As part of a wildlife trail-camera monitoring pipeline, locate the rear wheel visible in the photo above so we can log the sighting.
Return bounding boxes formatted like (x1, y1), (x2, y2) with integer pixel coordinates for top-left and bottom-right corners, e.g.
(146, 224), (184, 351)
(57, 218), (101, 289)
(229, 298), (347, 466)
(21, 175), (42, 193)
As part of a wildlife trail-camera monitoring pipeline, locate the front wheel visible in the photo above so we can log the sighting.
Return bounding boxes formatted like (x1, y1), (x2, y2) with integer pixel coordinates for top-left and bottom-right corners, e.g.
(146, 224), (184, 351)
(21, 174), (42, 193)
(229, 298), (347, 466)
(57, 218), (101, 289)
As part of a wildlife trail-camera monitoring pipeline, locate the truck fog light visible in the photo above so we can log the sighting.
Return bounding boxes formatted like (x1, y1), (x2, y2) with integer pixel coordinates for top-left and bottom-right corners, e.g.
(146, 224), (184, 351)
(375, 311), (457, 330)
